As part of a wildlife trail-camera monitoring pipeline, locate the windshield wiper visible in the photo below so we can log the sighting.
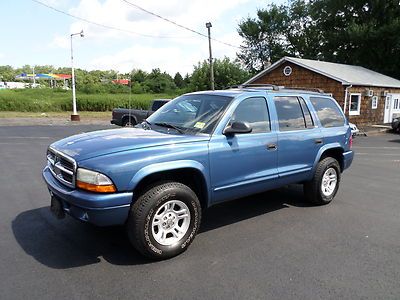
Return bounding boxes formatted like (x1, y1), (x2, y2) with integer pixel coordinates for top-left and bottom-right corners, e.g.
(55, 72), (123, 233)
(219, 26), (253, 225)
(154, 122), (185, 134)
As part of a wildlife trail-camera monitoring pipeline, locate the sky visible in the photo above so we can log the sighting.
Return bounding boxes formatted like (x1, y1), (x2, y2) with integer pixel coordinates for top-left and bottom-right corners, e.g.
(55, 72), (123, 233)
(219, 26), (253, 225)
(0, 0), (285, 75)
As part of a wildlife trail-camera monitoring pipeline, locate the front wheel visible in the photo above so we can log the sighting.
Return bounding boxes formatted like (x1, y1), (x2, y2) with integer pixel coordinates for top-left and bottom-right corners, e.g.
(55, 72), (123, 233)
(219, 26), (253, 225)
(126, 181), (201, 260)
(304, 157), (341, 205)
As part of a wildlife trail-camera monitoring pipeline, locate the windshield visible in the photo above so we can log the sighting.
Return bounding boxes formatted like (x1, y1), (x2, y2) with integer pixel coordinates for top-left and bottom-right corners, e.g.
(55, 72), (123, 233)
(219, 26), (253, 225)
(146, 94), (233, 134)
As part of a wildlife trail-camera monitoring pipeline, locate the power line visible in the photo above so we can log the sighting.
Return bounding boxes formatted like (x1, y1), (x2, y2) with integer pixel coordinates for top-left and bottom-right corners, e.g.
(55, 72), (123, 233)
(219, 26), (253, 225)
(120, 0), (240, 49)
(31, 0), (191, 39)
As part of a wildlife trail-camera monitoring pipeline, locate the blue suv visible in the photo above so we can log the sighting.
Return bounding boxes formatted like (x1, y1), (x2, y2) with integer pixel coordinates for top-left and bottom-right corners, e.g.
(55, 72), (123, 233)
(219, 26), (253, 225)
(43, 85), (354, 259)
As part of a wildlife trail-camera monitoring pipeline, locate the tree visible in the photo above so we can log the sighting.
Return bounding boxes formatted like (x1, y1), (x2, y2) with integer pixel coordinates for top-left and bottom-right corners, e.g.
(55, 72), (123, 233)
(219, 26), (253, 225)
(173, 72), (184, 88)
(311, 0), (400, 78)
(143, 68), (176, 93)
(189, 57), (250, 91)
(237, 0), (400, 78)
(237, 4), (290, 74)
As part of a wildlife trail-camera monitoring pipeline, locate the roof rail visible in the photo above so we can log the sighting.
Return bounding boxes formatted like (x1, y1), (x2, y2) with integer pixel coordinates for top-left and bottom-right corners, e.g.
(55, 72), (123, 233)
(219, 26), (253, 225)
(226, 83), (280, 91)
(281, 86), (325, 94)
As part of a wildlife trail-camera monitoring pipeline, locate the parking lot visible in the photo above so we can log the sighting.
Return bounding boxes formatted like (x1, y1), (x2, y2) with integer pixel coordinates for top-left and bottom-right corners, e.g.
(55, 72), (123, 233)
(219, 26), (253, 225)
(0, 125), (399, 299)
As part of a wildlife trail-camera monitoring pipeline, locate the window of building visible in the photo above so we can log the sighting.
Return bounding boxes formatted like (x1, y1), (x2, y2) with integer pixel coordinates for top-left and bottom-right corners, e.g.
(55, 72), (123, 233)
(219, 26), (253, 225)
(229, 97), (270, 133)
(349, 93), (361, 115)
(274, 96), (310, 131)
(310, 97), (345, 127)
(371, 96), (378, 109)
(394, 98), (399, 110)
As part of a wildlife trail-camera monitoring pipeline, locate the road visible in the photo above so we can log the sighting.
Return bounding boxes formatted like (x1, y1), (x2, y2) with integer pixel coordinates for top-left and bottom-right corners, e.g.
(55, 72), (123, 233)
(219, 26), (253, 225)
(0, 125), (399, 299)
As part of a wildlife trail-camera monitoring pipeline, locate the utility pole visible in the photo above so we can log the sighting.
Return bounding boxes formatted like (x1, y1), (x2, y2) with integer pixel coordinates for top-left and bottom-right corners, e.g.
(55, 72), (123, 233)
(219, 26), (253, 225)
(32, 66), (36, 87)
(70, 30), (84, 121)
(205, 22), (214, 90)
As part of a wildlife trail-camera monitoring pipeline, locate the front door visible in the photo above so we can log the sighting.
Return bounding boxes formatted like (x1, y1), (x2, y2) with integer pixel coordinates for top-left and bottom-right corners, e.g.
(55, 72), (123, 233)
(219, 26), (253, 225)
(209, 97), (278, 204)
(384, 95), (392, 123)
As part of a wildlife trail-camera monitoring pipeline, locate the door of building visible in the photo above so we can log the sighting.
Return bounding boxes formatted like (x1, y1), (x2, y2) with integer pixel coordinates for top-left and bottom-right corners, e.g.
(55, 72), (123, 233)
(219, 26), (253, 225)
(385, 94), (400, 123)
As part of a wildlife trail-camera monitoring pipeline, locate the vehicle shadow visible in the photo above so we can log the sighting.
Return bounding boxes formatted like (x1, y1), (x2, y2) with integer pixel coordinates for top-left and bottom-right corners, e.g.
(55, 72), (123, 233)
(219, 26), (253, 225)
(12, 185), (310, 269)
(388, 138), (400, 143)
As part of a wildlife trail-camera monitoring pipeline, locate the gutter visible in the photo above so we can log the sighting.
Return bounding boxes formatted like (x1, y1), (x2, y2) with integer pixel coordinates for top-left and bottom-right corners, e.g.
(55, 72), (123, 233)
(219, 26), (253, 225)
(343, 84), (352, 114)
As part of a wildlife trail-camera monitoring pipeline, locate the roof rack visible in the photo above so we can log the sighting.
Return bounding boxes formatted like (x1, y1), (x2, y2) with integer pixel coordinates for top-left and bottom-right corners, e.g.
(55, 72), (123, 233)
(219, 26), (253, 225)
(226, 83), (280, 91)
(281, 86), (325, 94)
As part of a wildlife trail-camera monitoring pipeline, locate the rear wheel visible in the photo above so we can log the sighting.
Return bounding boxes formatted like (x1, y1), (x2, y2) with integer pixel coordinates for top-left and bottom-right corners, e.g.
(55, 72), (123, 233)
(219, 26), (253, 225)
(122, 117), (135, 127)
(304, 157), (341, 205)
(126, 181), (201, 260)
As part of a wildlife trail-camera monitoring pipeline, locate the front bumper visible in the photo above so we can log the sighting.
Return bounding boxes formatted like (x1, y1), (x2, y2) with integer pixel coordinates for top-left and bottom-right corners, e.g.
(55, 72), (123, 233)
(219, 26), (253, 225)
(42, 166), (132, 226)
(342, 150), (354, 171)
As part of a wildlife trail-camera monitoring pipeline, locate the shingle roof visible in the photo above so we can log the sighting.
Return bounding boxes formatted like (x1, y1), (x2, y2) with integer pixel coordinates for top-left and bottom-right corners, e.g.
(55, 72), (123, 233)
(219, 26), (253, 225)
(244, 56), (400, 88)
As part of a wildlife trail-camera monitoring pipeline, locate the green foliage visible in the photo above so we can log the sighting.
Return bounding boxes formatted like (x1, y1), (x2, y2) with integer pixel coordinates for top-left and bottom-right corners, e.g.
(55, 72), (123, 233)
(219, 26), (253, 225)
(173, 72), (185, 88)
(237, 0), (400, 78)
(0, 89), (175, 112)
(143, 69), (177, 93)
(190, 57), (250, 91)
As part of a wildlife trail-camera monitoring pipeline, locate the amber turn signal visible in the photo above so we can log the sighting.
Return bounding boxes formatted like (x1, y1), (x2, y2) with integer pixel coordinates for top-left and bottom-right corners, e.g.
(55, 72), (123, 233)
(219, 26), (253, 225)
(76, 180), (117, 193)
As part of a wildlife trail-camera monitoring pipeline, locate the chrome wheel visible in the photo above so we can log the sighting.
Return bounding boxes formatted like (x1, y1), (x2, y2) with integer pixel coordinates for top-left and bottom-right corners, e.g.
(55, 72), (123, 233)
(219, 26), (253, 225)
(151, 200), (191, 246)
(321, 167), (337, 197)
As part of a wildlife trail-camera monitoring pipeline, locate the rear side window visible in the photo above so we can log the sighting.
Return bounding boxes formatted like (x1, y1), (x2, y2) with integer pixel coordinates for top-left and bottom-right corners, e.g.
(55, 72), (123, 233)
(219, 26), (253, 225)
(299, 97), (314, 128)
(230, 97), (270, 133)
(310, 97), (345, 128)
(274, 96), (308, 131)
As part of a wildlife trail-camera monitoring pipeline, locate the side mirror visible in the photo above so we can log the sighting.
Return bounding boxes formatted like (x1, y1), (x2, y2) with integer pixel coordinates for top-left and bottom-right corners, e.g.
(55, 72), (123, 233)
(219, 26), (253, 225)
(223, 121), (252, 135)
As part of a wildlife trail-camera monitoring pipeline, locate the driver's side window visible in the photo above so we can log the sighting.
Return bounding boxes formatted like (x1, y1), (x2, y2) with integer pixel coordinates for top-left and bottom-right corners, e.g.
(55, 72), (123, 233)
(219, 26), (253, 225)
(229, 97), (270, 133)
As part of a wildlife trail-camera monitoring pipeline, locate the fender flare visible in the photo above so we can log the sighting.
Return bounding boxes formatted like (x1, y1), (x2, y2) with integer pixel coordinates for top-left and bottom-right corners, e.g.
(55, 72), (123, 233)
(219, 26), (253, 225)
(311, 143), (344, 174)
(128, 160), (211, 206)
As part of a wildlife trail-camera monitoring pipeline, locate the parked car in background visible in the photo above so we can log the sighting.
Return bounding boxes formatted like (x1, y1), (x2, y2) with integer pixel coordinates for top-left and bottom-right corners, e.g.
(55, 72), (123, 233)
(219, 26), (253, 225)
(111, 99), (170, 127)
(349, 122), (360, 136)
(43, 85), (354, 260)
(392, 115), (400, 133)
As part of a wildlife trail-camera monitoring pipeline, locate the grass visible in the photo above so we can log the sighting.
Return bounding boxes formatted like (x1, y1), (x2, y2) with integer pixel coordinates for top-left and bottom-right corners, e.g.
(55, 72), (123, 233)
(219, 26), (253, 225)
(0, 88), (176, 112)
(0, 111), (111, 118)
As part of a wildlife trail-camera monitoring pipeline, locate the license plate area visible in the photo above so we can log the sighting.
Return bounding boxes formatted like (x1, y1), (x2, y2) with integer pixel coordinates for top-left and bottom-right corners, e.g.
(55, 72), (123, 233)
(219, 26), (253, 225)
(50, 195), (66, 219)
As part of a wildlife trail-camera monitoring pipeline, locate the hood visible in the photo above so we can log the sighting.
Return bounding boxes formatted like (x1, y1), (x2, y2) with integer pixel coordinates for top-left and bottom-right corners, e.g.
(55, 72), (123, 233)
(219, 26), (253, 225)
(50, 128), (209, 162)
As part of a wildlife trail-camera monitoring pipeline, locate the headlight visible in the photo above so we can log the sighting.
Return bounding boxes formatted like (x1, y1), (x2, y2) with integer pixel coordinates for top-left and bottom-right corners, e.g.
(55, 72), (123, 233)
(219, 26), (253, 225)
(76, 168), (116, 193)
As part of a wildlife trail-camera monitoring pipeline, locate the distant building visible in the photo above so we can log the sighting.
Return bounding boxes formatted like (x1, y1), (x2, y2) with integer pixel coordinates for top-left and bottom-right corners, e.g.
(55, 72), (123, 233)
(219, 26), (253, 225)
(112, 79), (130, 85)
(244, 57), (400, 125)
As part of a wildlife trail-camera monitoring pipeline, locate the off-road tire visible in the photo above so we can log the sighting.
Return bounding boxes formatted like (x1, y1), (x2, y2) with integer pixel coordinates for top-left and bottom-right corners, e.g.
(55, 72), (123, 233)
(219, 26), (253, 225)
(304, 157), (341, 205)
(126, 181), (201, 260)
(122, 117), (135, 127)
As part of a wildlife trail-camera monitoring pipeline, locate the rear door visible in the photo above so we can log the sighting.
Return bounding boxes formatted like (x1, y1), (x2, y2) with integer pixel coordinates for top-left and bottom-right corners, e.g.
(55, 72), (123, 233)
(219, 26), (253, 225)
(273, 95), (323, 184)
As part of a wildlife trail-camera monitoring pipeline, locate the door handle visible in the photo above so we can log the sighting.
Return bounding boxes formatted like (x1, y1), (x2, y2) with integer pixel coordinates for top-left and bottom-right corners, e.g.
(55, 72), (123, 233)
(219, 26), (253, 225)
(267, 143), (277, 150)
(315, 139), (323, 144)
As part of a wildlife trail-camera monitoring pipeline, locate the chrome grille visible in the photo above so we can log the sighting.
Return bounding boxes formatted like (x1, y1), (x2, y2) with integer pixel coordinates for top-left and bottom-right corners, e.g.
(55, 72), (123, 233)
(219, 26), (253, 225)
(47, 147), (76, 188)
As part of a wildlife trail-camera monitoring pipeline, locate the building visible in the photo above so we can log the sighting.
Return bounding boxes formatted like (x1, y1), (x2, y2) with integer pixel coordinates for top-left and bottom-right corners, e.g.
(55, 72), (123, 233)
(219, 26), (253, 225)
(244, 57), (400, 125)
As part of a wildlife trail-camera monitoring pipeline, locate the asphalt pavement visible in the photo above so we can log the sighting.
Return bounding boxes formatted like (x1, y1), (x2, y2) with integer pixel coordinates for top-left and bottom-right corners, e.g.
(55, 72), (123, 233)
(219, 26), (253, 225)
(0, 125), (399, 299)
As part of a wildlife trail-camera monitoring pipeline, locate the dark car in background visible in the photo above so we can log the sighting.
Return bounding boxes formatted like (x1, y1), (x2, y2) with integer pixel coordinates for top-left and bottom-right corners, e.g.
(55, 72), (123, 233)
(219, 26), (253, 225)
(392, 115), (400, 133)
(111, 99), (170, 127)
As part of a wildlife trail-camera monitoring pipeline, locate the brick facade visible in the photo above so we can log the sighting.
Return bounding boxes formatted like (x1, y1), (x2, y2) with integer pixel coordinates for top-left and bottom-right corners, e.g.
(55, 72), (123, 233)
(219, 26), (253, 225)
(250, 62), (400, 126)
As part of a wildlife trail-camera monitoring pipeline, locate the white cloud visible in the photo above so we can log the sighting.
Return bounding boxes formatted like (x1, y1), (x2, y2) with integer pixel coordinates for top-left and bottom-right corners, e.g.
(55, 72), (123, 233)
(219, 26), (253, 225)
(50, 0), (253, 74)
(88, 44), (200, 74)
(49, 35), (70, 49)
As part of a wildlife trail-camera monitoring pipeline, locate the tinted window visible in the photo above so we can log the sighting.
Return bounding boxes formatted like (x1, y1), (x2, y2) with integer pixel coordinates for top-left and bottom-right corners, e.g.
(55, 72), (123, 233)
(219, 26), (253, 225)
(230, 97), (270, 133)
(299, 97), (314, 128)
(274, 96), (306, 131)
(152, 100), (168, 111)
(310, 97), (345, 127)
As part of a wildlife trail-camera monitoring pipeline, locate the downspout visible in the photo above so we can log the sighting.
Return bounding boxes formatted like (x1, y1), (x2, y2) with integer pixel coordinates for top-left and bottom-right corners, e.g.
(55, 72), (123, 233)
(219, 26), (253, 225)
(343, 84), (352, 115)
